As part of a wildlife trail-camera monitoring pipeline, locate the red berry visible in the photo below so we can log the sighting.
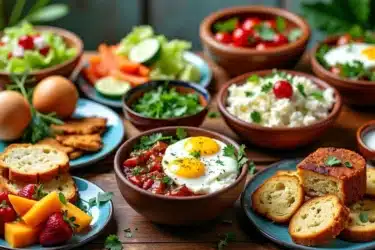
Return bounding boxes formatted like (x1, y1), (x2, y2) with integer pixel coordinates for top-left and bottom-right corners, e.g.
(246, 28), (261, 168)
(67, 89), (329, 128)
(242, 17), (261, 31)
(232, 28), (250, 47)
(0, 202), (17, 234)
(214, 32), (232, 44)
(264, 19), (277, 29)
(39, 46), (50, 56)
(273, 33), (288, 46)
(18, 35), (34, 50)
(39, 212), (73, 247)
(337, 34), (352, 46)
(18, 184), (38, 200)
(0, 192), (10, 205)
(273, 80), (293, 99)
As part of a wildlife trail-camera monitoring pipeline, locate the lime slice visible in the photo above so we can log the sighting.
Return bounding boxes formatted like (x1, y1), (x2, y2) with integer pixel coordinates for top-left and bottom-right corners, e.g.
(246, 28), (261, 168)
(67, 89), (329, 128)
(179, 64), (201, 82)
(95, 76), (131, 99)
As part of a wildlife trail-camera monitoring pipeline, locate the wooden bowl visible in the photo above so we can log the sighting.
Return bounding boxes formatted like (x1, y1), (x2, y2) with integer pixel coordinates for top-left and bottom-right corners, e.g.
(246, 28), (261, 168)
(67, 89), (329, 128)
(0, 26), (83, 85)
(199, 6), (310, 77)
(114, 126), (248, 225)
(357, 120), (375, 161)
(217, 70), (342, 149)
(311, 35), (375, 106)
(122, 80), (210, 131)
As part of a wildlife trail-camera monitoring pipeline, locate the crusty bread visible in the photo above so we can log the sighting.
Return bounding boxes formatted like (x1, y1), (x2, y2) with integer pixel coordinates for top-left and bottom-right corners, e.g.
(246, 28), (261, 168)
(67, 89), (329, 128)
(51, 117), (107, 135)
(0, 173), (77, 203)
(297, 148), (366, 204)
(275, 170), (301, 181)
(56, 134), (102, 152)
(37, 138), (83, 160)
(252, 175), (304, 223)
(366, 167), (375, 197)
(289, 195), (350, 246)
(0, 144), (69, 183)
(341, 199), (375, 242)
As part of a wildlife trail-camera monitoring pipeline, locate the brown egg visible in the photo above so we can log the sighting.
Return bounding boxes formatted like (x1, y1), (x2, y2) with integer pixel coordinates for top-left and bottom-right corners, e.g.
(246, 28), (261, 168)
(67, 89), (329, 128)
(0, 91), (32, 141)
(32, 76), (79, 118)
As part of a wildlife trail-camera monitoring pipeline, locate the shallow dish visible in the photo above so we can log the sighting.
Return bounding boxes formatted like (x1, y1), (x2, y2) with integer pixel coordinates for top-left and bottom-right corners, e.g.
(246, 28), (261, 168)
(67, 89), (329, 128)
(217, 70), (342, 149)
(78, 52), (212, 109)
(357, 120), (375, 161)
(114, 126), (248, 225)
(0, 98), (125, 169)
(200, 5), (310, 76)
(242, 159), (375, 250)
(0, 176), (112, 250)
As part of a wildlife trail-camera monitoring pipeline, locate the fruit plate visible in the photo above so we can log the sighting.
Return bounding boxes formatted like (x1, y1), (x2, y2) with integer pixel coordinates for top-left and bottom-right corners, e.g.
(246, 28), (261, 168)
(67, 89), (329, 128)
(77, 51), (213, 108)
(0, 176), (113, 250)
(241, 159), (375, 250)
(0, 98), (125, 169)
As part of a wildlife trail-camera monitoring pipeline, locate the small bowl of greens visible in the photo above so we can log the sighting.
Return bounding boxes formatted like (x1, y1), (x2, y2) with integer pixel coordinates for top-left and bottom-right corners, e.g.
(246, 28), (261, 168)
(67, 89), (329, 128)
(123, 80), (210, 130)
(311, 33), (375, 106)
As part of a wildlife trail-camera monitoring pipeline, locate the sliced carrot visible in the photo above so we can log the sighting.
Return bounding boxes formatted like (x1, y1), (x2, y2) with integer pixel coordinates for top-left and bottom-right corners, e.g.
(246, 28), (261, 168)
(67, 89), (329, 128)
(82, 67), (98, 85)
(116, 56), (140, 74)
(110, 69), (148, 86)
(98, 44), (118, 74)
(89, 55), (101, 65)
(138, 64), (150, 77)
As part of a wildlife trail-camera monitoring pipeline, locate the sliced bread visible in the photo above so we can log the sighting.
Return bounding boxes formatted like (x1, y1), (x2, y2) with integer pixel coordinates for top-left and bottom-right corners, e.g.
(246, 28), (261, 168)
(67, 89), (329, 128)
(289, 195), (350, 246)
(0, 144), (69, 183)
(275, 170), (301, 181)
(252, 175), (304, 223)
(366, 167), (375, 197)
(341, 199), (375, 242)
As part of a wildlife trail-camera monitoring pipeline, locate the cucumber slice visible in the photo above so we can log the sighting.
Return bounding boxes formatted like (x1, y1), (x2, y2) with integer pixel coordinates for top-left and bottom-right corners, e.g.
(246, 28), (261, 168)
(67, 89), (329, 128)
(179, 64), (201, 82)
(95, 76), (131, 99)
(129, 38), (160, 65)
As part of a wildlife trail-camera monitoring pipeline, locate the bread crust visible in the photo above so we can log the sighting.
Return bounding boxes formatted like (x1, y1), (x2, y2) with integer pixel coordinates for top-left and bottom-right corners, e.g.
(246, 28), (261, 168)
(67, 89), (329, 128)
(366, 167), (375, 198)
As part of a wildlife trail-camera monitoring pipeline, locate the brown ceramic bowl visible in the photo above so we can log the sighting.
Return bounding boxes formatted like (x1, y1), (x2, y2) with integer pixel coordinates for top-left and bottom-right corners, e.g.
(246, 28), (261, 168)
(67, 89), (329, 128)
(200, 6), (310, 77)
(0, 26), (83, 85)
(311, 35), (375, 106)
(122, 80), (210, 131)
(114, 126), (248, 225)
(357, 120), (375, 161)
(218, 70), (342, 149)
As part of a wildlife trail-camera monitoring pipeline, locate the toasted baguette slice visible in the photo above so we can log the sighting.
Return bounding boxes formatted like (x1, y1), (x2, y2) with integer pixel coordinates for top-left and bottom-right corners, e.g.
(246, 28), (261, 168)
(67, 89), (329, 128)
(275, 170), (301, 181)
(252, 175), (304, 223)
(341, 199), (375, 242)
(289, 195), (350, 246)
(0, 144), (69, 183)
(366, 167), (375, 197)
(0, 173), (77, 203)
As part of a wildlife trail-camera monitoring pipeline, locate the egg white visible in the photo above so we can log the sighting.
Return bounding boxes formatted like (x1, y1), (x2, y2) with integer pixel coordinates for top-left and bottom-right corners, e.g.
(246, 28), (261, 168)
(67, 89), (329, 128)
(162, 137), (239, 194)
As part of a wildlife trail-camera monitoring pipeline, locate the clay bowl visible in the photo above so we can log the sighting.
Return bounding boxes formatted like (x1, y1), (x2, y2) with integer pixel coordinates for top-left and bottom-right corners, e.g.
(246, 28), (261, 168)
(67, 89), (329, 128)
(200, 6), (310, 77)
(0, 26), (83, 85)
(114, 126), (248, 225)
(122, 80), (210, 131)
(217, 70), (342, 149)
(311, 35), (375, 106)
(357, 120), (375, 161)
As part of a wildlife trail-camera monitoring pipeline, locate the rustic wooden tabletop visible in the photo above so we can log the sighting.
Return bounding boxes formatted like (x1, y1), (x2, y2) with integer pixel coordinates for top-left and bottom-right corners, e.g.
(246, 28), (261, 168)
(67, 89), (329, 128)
(77, 52), (375, 250)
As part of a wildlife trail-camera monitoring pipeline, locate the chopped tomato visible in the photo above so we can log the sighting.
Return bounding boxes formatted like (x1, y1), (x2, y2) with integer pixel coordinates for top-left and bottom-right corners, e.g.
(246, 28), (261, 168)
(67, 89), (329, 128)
(151, 141), (168, 153)
(123, 157), (138, 168)
(242, 17), (261, 31)
(142, 179), (154, 190)
(129, 176), (143, 187)
(169, 185), (193, 196)
(151, 180), (165, 194)
(150, 161), (162, 172)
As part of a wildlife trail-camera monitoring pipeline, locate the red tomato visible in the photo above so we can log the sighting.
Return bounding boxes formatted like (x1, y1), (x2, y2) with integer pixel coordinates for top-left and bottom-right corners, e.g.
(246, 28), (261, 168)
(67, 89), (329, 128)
(169, 185), (193, 196)
(150, 161), (162, 172)
(123, 157), (138, 168)
(242, 17), (261, 31)
(142, 179), (154, 190)
(18, 35), (34, 50)
(151, 141), (168, 153)
(39, 46), (50, 56)
(232, 28), (250, 47)
(264, 20), (276, 29)
(337, 34), (352, 46)
(214, 32), (232, 44)
(129, 176), (143, 187)
(330, 66), (341, 75)
(273, 80), (293, 99)
(246, 29), (260, 47)
(151, 180), (165, 194)
(272, 33), (288, 46)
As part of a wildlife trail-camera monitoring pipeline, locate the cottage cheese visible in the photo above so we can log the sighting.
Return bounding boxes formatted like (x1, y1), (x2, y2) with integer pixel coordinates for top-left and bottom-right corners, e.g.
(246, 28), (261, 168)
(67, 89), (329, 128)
(226, 72), (336, 128)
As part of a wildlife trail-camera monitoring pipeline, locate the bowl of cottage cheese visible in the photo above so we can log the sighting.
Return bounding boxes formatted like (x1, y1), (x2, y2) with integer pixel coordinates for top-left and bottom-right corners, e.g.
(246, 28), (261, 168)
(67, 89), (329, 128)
(218, 70), (342, 149)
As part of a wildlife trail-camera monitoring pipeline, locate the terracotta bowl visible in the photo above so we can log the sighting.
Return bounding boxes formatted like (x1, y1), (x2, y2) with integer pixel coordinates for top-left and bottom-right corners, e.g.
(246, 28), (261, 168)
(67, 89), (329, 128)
(0, 26), (83, 86)
(122, 80), (210, 131)
(217, 70), (343, 149)
(200, 6), (310, 77)
(357, 120), (375, 161)
(114, 126), (248, 225)
(311, 35), (375, 106)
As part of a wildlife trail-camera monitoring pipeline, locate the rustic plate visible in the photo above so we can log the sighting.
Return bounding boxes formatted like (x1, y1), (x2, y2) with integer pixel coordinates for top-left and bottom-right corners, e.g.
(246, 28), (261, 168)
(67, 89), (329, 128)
(77, 51), (213, 108)
(0, 98), (125, 169)
(0, 176), (113, 250)
(241, 159), (375, 250)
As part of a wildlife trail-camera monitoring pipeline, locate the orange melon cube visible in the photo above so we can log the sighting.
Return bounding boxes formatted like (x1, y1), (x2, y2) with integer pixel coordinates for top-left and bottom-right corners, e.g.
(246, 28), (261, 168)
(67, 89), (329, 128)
(22, 191), (62, 227)
(5, 222), (41, 248)
(8, 195), (37, 216)
(62, 202), (92, 232)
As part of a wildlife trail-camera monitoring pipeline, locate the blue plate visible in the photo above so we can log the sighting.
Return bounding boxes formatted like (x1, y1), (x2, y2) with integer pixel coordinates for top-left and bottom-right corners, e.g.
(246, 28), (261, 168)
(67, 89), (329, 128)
(241, 159), (375, 250)
(0, 176), (113, 250)
(0, 98), (125, 169)
(77, 51), (213, 108)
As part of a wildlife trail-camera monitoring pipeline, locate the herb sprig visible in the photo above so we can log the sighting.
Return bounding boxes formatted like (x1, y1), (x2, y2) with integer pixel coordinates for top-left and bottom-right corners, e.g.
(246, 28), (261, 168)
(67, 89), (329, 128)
(223, 144), (249, 170)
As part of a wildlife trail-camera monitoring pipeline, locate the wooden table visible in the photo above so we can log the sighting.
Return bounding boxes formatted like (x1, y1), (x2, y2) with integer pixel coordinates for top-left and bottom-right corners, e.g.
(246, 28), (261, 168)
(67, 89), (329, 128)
(80, 52), (375, 250)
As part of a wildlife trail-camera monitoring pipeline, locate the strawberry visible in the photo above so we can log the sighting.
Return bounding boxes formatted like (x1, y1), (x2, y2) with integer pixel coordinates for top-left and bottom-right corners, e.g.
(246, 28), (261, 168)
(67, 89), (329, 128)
(0, 201), (17, 234)
(39, 211), (77, 247)
(18, 184), (47, 200)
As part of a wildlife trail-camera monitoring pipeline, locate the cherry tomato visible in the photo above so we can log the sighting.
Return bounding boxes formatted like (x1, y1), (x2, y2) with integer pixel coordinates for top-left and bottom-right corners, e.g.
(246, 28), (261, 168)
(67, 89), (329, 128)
(214, 32), (232, 44)
(123, 157), (139, 168)
(272, 33), (288, 46)
(39, 46), (50, 56)
(242, 17), (261, 31)
(337, 34), (352, 46)
(232, 28), (250, 47)
(264, 20), (276, 29)
(18, 35), (34, 50)
(330, 66), (341, 75)
(273, 80), (293, 99)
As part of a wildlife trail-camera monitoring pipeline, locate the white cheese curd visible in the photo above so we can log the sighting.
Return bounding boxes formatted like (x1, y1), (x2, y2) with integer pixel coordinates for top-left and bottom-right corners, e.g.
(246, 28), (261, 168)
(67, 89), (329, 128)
(226, 71), (336, 128)
(33, 35), (47, 50)
(12, 46), (24, 57)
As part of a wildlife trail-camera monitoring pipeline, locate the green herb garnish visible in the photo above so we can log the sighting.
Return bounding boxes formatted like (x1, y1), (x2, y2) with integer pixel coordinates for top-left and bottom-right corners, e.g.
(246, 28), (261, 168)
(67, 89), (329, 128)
(245, 91), (254, 97)
(223, 144), (249, 169)
(325, 156), (342, 166)
(251, 111), (262, 124)
(105, 234), (123, 250)
(135, 128), (187, 150)
(261, 82), (273, 93)
(297, 83), (307, 98)
(162, 176), (173, 185)
(247, 74), (260, 83)
(316, 44), (331, 69)
(276, 16), (286, 32)
(344, 161), (353, 168)
(248, 161), (256, 175)
(131, 167), (142, 176)
(310, 91), (324, 101)
(59, 192), (67, 205)
(360, 212), (369, 223)
(208, 111), (220, 118)
(176, 127), (187, 140)
(216, 159), (224, 166)
(214, 17), (239, 33)
(288, 28), (303, 42)
(190, 151), (201, 158)
(256, 25), (276, 41)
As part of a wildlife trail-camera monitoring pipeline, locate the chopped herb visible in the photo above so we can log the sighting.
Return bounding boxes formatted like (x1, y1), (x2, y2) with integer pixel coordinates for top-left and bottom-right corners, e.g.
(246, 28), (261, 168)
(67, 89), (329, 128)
(261, 82), (273, 93)
(105, 234), (123, 250)
(216, 159), (224, 166)
(288, 28), (302, 42)
(162, 176), (173, 185)
(256, 25), (276, 41)
(59, 193), (67, 205)
(190, 151), (201, 158)
(251, 111), (262, 124)
(316, 44), (331, 68)
(276, 16), (286, 32)
(223, 145), (235, 158)
(217, 232), (236, 250)
(325, 156), (341, 166)
(245, 91), (254, 97)
(214, 17), (239, 33)
(176, 127), (187, 140)
(224, 144), (249, 169)
(247, 74), (260, 83)
(131, 167), (142, 176)
(310, 91), (324, 101)
(248, 161), (256, 175)
(208, 111), (220, 118)
(134, 133), (173, 150)
(344, 161), (353, 168)
(297, 83), (307, 97)
(87, 192), (114, 209)
(124, 228), (133, 238)
(360, 212), (369, 223)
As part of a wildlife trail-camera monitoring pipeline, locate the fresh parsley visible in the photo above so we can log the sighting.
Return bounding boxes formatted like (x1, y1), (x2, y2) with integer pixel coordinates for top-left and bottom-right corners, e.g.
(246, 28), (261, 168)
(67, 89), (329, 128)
(360, 212), (369, 223)
(344, 161), (353, 168)
(208, 111), (220, 118)
(248, 161), (256, 175)
(214, 17), (239, 33)
(276, 16), (286, 32)
(85, 192), (114, 210)
(261, 82), (273, 93)
(223, 144), (249, 169)
(217, 232), (236, 250)
(247, 74), (260, 83)
(223, 145), (235, 158)
(256, 25), (276, 41)
(297, 83), (307, 98)
(245, 91), (254, 97)
(288, 28), (303, 42)
(310, 91), (324, 101)
(190, 151), (201, 158)
(135, 128), (187, 150)
(325, 156), (341, 166)
(162, 176), (173, 185)
(176, 127), (187, 140)
(131, 167), (142, 176)
(105, 234), (123, 250)
(216, 159), (224, 166)
(251, 111), (262, 124)
(316, 44), (331, 69)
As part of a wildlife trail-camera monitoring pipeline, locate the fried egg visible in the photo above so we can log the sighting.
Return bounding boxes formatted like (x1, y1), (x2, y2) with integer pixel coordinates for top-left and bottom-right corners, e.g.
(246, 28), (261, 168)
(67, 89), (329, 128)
(162, 136), (239, 194)
(324, 43), (375, 69)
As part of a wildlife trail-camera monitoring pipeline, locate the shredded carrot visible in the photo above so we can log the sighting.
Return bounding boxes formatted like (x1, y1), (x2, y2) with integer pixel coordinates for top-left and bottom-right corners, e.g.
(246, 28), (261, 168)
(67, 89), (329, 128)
(138, 64), (150, 77)
(110, 69), (148, 86)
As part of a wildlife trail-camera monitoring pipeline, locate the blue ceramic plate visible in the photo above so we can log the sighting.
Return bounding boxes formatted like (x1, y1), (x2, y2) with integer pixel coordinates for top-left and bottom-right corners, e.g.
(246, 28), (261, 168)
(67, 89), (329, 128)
(241, 159), (375, 250)
(0, 98), (125, 169)
(77, 51), (213, 108)
(0, 176), (113, 250)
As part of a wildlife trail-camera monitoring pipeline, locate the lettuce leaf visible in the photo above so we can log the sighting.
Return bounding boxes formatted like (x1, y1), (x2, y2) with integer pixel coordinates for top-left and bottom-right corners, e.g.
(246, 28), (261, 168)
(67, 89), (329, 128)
(116, 25), (154, 55)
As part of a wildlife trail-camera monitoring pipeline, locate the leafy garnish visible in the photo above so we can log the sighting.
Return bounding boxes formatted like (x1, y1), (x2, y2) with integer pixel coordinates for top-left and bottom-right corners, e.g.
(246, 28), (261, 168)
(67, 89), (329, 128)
(360, 212), (369, 223)
(325, 156), (342, 166)
(134, 133), (173, 150)
(338, 60), (375, 80)
(316, 44), (331, 68)
(217, 232), (236, 250)
(245, 91), (254, 97)
(86, 192), (114, 210)
(288, 28), (303, 42)
(216, 159), (224, 166)
(247, 74), (260, 83)
(208, 111), (220, 118)
(176, 127), (187, 140)
(214, 18), (239, 33)
(344, 161), (353, 168)
(190, 151), (201, 158)
(251, 111), (262, 124)
(261, 82), (273, 93)
(276, 16), (286, 32)
(131, 167), (142, 176)
(310, 91), (324, 101)
(297, 83), (307, 98)
(59, 192), (67, 205)
(105, 234), (123, 250)
(248, 161), (256, 175)
(162, 176), (173, 185)
(224, 144), (249, 169)
(256, 25), (276, 41)
(33, 184), (47, 200)
(223, 145), (235, 158)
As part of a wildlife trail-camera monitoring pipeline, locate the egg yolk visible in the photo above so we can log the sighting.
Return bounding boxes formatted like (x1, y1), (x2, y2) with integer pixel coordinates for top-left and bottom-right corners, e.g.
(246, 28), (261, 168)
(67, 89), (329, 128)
(362, 47), (375, 60)
(170, 158), (205, 178)
(184, 136), (220, 156)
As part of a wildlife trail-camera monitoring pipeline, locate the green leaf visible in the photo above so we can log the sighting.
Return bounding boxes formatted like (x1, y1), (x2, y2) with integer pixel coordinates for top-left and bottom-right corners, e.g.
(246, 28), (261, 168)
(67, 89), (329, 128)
(223, 145), (236, 159)
(97, 192), (113, 205)
(131, 167), (142, 176)
(344, 161), (353, 168)
(310, 91), (324, 101)
(28, 4), (69, 22)
(276, 16), (286, 32)
(214, 18), (239, 33)
(247, 74), (260, 83)
(216, 159), (224, 166)
(9, 0), (26, 25)
(105, 235), (123, 250)
(316, 44), (331, 69)
(248, 161), (256, 175)
(251, 111), (261, 124)
(288, 28), (303, 42)
(161, 176), (173, 185)
(257, 26), (276, 41)
(348, 0), (370, 24)
(237, 144), (249, 168)
(190, 151), (201, 158)
(176, 127), (187, 140)
(88, 197), (97, 208)
(59, 192), (67, 205)
(360, 212), (369, 223)
(261, 82), (273, 93)
(208, 111), (220, 118)
(325, 156), (342, 166)
(297, 84), (307, 98)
